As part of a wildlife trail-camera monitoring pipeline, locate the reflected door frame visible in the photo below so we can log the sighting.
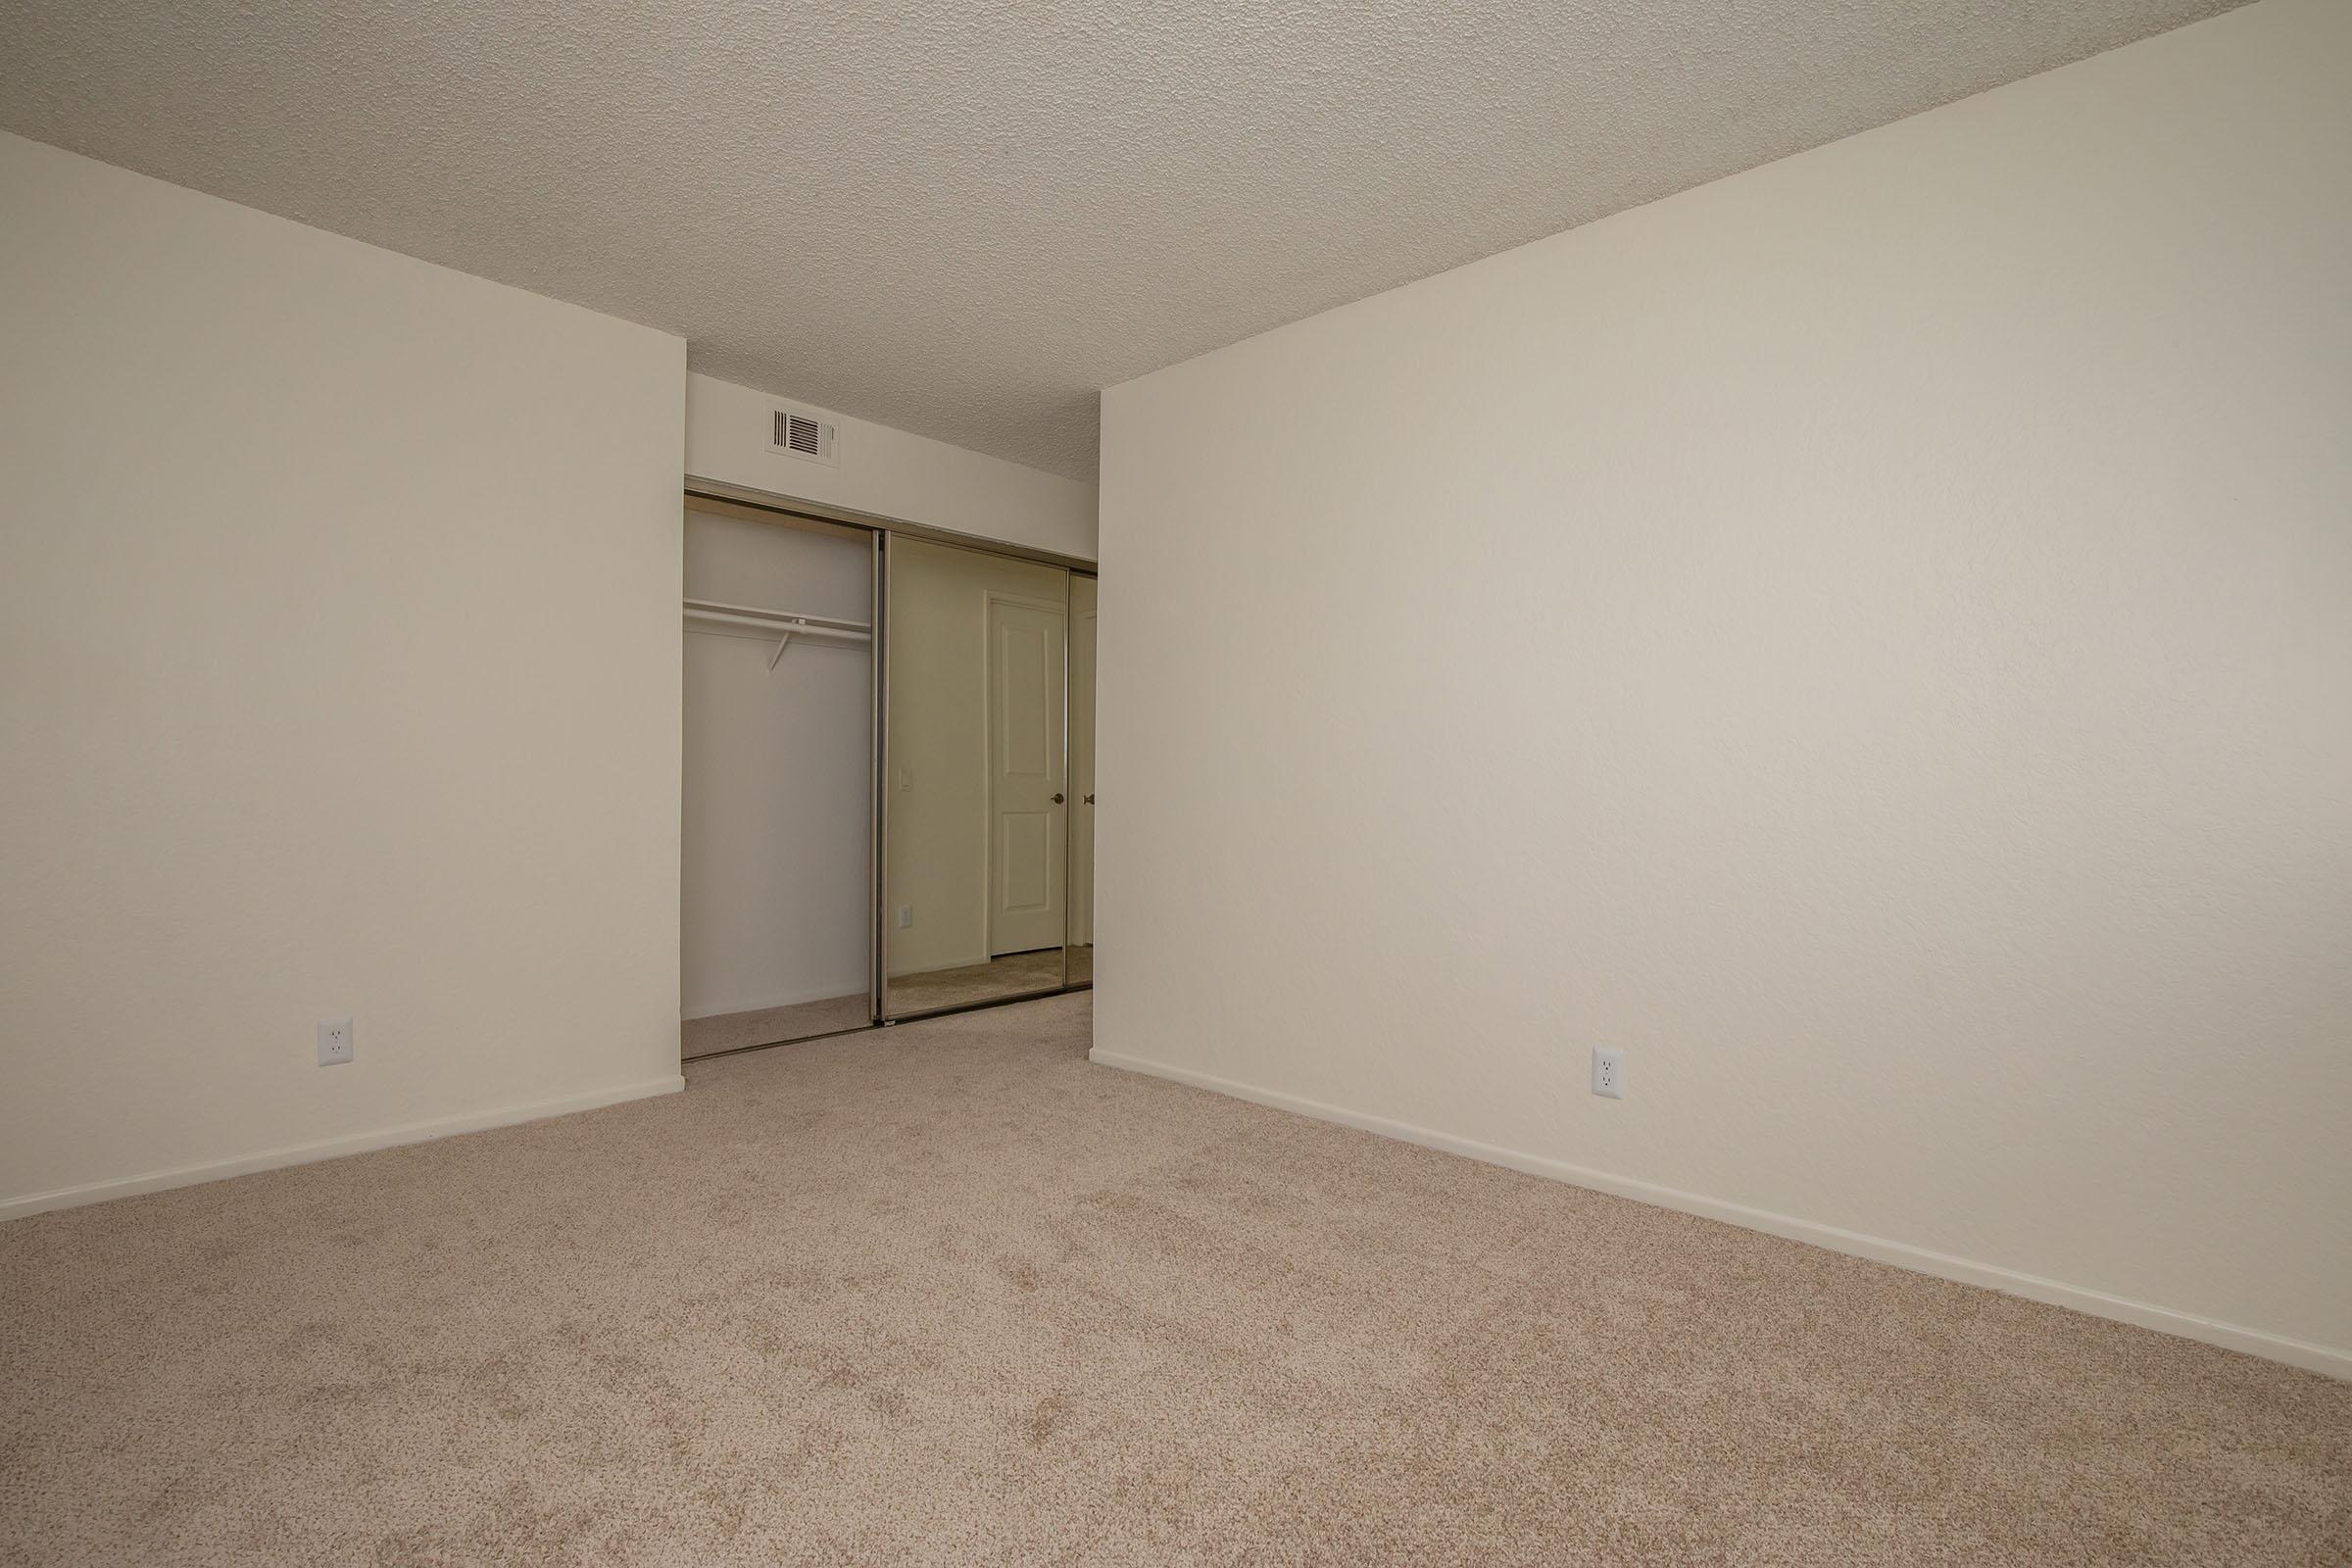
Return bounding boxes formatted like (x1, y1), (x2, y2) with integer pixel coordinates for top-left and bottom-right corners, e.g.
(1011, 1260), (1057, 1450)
(1067, 572), (1098, 960)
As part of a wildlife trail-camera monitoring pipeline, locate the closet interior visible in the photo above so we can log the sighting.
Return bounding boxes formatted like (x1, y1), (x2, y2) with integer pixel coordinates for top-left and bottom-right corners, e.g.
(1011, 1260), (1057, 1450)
(679, 498), (875, 1057)
(678, 491), (1096, 1060)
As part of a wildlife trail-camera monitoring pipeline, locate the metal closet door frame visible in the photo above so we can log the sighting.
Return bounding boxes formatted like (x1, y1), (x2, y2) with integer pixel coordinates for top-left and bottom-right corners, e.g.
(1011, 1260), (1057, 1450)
(868, 525), (888, 1026)
(1062, 567), (1098, 996)
(873, 532), (1075, 1025)
(685, 476), (1096, 1036)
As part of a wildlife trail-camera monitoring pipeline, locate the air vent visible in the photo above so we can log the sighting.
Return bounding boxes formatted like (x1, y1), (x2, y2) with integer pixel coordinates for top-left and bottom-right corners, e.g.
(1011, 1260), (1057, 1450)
(771, 408), (839, 466)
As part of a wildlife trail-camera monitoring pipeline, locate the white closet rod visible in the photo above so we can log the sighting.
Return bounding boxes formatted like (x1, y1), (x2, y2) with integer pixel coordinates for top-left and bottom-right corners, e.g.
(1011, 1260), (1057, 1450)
(682, 598), (870, 636)
(681, 600), (870, 670)
(684, 607), (871, 643)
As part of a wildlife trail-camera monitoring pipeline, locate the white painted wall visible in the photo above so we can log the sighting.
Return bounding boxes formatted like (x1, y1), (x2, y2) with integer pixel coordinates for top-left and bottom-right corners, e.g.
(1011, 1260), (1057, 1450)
(1095, 0), (2352, 1374)
(686, 372), (1098, 562)
(681, 510), (872, 1018)
(0, 132), (688, 1215)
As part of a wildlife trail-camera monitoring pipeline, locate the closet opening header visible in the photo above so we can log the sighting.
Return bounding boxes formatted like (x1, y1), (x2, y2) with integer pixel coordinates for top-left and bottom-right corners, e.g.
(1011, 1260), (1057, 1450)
(685, 478), (1099, 574)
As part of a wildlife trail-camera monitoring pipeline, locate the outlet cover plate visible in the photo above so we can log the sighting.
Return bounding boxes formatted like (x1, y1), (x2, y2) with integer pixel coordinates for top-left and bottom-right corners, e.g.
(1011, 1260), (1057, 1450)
(1592, 1047), (1624, 1099)
(318, 1017), (354, 1067)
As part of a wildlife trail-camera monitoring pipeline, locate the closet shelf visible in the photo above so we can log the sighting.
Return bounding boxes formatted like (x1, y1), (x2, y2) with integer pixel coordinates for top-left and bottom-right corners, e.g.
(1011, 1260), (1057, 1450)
(683, 599), (871, 669)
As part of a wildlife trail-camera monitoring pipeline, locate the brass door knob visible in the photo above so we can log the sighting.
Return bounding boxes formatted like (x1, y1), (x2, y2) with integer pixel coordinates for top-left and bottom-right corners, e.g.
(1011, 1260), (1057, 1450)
(1052, 793), (1065, 804)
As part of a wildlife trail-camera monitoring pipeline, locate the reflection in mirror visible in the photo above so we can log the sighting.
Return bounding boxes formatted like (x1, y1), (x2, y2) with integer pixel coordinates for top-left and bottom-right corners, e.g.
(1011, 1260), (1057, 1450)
(679, 501), (875, 1058)
(884, 538), (1071, 1017)
(1066, 574), (1096, 987)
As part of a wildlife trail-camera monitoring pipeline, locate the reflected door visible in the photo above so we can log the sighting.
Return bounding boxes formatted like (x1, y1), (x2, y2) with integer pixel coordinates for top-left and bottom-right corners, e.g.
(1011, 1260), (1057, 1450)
(987, 595), (1067, 956)
(1068, 575), (1097, 958)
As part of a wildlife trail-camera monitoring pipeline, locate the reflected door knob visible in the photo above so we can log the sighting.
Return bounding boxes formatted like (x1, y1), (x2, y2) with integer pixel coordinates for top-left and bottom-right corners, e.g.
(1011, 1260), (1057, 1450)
(1084, 794), (1095, 805)
(1052, 793), (1065, 804)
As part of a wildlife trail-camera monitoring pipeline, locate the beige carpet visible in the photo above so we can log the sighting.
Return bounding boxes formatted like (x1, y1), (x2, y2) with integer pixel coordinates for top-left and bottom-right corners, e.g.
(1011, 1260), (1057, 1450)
(3, 994), (2345, 1566)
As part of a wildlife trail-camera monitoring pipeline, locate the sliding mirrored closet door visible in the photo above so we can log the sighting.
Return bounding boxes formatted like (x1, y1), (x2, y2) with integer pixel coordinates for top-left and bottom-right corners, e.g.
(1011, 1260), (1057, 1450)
(881, 537), (1076, 1019)
(680, 499), (877, 1057)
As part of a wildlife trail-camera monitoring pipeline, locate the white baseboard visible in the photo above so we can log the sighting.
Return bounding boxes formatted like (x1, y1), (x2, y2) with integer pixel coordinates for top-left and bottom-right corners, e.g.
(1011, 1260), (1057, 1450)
(684, 981), (866, 1019)
(1089, 1050), (2350, 1382)
(886, 950), (993, 982)
(0, 1075), (686, 1223)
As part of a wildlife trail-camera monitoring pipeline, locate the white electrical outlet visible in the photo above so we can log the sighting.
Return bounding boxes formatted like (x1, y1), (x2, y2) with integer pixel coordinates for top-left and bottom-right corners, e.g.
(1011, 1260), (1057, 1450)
(1591, 1047), (1624, 1099)
(897, 906), (913, 929)
(318, 1017), (354, 1067)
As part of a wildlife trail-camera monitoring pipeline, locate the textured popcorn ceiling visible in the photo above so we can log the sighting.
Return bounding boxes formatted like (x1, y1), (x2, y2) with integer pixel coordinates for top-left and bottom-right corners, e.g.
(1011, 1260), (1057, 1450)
(0, 0), (2242, 478)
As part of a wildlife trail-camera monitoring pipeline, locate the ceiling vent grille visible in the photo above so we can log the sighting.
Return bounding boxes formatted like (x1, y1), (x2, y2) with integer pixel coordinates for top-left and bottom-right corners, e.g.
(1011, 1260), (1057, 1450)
(771, 408), (839, 466)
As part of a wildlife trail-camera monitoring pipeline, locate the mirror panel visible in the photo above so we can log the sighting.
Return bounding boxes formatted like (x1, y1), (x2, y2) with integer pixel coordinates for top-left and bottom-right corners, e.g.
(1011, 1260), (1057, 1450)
(883, 537), (1072, 1018)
